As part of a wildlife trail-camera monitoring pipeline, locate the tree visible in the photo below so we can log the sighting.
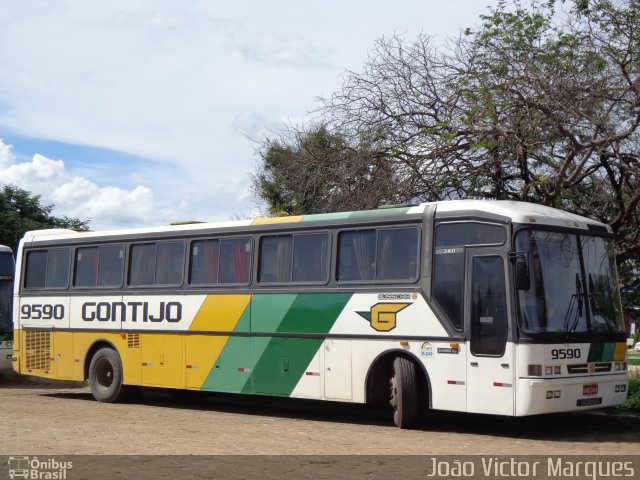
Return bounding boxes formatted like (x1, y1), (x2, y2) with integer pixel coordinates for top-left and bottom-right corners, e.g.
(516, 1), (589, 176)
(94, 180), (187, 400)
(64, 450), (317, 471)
(254, 0), (639, 285)
(0, 184), (90, 252)
(252, 124), (409, 216)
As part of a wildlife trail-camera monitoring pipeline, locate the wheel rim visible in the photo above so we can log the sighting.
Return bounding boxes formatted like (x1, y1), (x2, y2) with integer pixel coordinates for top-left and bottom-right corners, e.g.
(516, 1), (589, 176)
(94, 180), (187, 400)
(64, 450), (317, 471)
(95, 357), (114, 388)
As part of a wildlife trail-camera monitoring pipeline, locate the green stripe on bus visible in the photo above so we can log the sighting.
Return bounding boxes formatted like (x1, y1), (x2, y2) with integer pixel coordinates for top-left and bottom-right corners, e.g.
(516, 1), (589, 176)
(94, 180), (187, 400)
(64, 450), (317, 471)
(587, 342), (616, 362)
(201, 303), (252, 393)
(300, 212), (352, 222)
(348, 207), (411, 219)
(601, 342), (616, 361)
(243, 293), (351, 396)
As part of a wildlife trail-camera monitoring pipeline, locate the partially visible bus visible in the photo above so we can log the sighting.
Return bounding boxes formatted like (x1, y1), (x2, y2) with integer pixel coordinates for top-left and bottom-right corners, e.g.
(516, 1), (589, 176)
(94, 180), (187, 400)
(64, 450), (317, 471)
(0, 245), (15, 370)
(11, 201), (628, 427)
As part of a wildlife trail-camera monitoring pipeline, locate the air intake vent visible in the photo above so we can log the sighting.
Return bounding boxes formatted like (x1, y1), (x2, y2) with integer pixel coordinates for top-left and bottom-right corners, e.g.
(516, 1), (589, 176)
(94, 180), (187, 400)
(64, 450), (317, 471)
(127, 333), (140, 349)
(25, 330), (51, 371)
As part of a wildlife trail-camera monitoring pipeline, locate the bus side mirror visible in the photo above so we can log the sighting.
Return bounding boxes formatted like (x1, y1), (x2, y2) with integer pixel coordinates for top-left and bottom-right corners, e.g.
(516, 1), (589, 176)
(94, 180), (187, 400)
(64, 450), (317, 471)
(516, 260), (530, 291)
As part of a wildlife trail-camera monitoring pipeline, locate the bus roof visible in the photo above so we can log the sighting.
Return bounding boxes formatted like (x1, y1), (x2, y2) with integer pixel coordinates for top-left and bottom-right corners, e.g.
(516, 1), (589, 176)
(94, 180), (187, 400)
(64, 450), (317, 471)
(20, 200), (610, 244)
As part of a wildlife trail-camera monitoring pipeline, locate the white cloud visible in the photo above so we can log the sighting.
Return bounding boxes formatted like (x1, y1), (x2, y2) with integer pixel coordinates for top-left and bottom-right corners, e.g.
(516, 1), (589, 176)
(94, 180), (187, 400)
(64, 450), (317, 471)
(0, 1), (500, 227)
(0, 138), (155, 228)
(231, 30), (336, 69)
(0, 141), (14, 169)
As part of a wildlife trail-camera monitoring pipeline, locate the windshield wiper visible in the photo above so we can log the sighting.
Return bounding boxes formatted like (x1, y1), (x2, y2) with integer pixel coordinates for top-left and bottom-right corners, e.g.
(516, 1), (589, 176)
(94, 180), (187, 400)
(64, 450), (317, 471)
(587, 273), (616, 336)
(564, 273), (584, 342)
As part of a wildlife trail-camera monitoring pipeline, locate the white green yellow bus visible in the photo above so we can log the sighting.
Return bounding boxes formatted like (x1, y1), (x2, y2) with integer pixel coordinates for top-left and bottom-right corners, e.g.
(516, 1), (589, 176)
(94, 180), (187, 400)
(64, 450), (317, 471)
(0, 245), (15, 371)
(12, 200), (628, 427)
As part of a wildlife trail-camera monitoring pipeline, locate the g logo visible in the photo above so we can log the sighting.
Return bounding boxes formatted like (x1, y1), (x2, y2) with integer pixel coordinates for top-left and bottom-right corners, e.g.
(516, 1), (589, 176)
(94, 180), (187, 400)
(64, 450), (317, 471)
(357, 303), (410, 332)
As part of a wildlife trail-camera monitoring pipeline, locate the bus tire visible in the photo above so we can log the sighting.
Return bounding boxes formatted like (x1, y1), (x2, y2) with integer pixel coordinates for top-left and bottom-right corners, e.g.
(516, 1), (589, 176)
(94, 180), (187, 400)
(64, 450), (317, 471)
(88, 347), (125, 403)
(390, 356), (418, 429)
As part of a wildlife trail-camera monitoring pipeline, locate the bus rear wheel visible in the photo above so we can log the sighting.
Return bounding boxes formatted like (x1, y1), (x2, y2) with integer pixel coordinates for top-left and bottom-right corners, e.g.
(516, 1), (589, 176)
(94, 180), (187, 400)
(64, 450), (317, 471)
(88, 347), (125, 403)
(390, 357), (418, 428)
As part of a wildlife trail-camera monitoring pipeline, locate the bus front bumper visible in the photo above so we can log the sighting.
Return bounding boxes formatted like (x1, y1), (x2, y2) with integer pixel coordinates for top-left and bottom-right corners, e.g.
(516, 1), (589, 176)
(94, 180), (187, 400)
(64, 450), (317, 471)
(515, 373), (629, 416)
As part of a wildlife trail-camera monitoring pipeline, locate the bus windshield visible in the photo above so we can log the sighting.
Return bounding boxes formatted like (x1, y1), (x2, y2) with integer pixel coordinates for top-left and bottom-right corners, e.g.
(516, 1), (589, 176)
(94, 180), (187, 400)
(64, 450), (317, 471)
(515, 230), (624, 336)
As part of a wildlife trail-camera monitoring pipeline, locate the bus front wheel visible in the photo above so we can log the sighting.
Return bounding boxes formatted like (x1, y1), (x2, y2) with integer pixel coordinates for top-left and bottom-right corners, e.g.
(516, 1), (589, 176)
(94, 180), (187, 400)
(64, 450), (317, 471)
(88, 347), (125, 403)
(390, 357), (418, 428)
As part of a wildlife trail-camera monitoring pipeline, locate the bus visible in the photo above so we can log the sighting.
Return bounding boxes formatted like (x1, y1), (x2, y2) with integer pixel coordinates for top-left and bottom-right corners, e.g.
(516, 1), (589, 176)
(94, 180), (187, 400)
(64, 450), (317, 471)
(0, 245), (15, 371)
(11, 200), (628, 427)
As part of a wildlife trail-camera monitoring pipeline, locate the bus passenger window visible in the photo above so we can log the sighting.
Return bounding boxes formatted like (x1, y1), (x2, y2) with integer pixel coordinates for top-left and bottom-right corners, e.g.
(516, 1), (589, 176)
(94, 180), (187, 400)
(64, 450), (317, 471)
(337, 230), (375, 281)
(24, 251), (48, 289)
(74, 247), (99, 287)
(97, 245), (124, 287)
(46, 248), (71, 288)
(190, 240), (220, 284)
(293, 233), (328, 282)
(129, 244), (156, 286)
(155, 242), (184, 285)
(377, 228), (418, 280)
(259, 235), (293, 283)
(219, 238), (251, 284)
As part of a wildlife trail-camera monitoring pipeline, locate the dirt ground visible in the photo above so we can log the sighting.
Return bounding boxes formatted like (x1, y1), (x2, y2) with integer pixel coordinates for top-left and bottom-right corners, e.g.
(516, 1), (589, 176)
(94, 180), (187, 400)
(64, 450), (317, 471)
(0, 373), (638, 456)
(1, 373), (639, 479)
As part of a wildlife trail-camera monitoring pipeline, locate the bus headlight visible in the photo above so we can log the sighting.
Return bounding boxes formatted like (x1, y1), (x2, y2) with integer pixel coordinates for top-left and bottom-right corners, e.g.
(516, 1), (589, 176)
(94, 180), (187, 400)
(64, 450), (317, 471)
(528, 365), (542, 376)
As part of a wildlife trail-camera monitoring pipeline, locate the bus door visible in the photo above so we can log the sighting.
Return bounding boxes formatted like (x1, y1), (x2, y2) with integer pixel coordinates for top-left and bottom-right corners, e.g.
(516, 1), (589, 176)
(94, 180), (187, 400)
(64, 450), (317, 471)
(465, 249), (515, 415)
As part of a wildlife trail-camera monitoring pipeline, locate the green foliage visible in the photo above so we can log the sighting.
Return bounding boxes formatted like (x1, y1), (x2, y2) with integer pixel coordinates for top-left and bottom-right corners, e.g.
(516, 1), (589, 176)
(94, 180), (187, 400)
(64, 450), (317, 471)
(618, 376), (640, 411)
(0, 184), (90, 251)
(252, 125), (408, 215)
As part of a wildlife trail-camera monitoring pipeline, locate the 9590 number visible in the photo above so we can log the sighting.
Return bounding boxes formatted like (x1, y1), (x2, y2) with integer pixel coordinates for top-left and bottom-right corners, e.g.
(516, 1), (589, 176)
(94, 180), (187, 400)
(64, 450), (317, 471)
(551, 348), (581, 360)
(20, 303), (65, 320)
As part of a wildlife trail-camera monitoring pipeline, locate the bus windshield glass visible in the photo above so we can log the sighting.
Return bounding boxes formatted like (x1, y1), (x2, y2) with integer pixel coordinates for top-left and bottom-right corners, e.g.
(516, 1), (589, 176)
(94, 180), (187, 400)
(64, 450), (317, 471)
(515, 230), (623, 335)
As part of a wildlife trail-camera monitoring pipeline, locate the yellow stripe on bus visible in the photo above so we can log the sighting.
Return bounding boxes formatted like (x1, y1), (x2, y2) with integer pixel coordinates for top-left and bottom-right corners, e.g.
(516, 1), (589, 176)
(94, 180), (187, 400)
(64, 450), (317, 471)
(251, 215), (303, 225)
(184, 294), (252, 388)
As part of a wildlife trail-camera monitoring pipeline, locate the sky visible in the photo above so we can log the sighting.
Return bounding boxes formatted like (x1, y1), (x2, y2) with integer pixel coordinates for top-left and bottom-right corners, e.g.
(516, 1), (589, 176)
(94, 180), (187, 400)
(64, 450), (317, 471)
(0, 0), (500, 230)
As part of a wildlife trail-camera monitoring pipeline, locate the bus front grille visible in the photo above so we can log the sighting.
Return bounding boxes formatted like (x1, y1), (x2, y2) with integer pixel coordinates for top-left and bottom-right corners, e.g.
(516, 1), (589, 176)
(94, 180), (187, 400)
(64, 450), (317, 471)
(567, 362), (612, 374)
(25, 330), (51, 371)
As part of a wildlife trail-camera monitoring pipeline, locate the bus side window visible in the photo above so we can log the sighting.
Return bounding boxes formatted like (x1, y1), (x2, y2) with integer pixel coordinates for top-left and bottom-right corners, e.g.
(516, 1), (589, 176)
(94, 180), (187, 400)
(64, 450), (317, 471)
(432, 249), (464, 330)
(98, 245), (124, 287)
(219, 238), (251, 284)
(156, 241), (184, 285)
(25, 249), (71, 289)
(292, 233), (328, 282)
(46, 248), (71, 288)
(377, 228), (418, 280)
(74, 247), (99, 287)
(337, 230), (375, 281)
(129, 244), (156, 286)
(25, 251), (48, 289)
(190, 240), (220, 284)
(259, 235), (293, 283)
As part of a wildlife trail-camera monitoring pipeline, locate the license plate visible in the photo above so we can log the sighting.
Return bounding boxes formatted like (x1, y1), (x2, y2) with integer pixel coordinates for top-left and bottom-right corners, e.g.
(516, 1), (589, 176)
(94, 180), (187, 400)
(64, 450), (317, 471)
(583, 384), (598, 395)
(577, 397), (602, 407)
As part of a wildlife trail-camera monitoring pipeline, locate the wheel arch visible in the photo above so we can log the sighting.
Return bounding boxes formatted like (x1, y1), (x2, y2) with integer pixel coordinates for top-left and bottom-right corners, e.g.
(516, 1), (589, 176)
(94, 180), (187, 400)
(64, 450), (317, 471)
(365, 349), (431, 411)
